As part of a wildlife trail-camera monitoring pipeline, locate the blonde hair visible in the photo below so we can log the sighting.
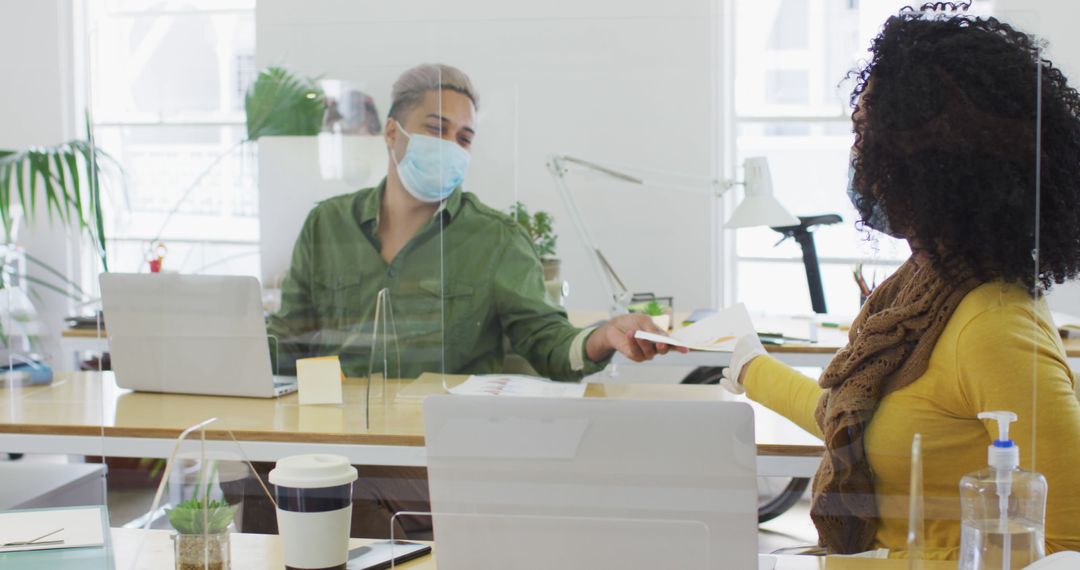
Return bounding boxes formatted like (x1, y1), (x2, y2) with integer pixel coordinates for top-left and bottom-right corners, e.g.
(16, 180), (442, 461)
(388, 63), (478, 121)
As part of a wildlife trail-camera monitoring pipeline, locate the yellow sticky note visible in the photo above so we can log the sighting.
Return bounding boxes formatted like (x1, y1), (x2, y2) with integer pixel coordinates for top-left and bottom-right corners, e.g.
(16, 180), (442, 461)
(298, 405), (345, 432)
(297, 355), (344, 405)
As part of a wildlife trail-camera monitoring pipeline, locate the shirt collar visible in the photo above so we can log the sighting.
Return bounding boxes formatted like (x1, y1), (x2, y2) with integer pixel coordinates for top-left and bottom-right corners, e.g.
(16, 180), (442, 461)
(355, 177), (465, 231)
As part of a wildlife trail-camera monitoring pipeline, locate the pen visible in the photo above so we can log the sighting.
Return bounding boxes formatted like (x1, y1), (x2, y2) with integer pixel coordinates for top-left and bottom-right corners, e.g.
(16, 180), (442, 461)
(757, 332), (815, 343)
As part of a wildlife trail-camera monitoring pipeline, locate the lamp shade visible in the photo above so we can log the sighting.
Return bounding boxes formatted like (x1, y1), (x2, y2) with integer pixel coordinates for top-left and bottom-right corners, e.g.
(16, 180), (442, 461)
(724, 157), (799, 228)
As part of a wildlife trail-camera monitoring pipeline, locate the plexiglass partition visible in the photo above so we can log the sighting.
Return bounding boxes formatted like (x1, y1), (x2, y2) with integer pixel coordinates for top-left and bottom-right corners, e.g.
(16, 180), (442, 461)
(0, 20), (112, 570)
(0, 246), (110, 567)
(410, 395), (758, 569)
(824, 5), (1049, 565)
(11, 0), (1070, 568)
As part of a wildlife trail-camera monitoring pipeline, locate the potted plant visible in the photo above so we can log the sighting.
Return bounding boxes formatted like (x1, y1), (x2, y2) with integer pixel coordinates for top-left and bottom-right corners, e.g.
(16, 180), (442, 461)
(630, 299), (673, 331)
(167, 497), (238, 570)
(509, 201), (560, 280)
(0, 117), (116, 376)
(0, 130), (111, 271)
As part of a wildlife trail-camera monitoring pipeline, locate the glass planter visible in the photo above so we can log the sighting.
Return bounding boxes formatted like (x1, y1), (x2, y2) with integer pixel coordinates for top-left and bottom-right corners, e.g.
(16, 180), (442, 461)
(173, 531), (230, 570)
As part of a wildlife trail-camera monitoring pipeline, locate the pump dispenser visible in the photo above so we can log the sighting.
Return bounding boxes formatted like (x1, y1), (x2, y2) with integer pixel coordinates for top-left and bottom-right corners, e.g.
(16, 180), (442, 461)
(981, 411), (1020, 475)
(959, 411), (1047, 570)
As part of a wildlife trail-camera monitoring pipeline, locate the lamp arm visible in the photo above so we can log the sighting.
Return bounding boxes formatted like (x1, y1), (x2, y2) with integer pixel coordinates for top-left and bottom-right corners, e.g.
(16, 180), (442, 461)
(546, 155), (632, 313)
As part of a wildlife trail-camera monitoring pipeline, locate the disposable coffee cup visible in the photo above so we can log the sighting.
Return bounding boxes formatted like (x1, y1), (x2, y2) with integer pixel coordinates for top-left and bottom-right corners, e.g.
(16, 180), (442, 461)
(270, 454), (358, 570)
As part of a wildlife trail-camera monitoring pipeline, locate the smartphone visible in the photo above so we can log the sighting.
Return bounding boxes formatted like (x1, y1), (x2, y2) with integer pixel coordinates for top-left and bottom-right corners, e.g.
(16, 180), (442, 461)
(346, 540), (432, 570)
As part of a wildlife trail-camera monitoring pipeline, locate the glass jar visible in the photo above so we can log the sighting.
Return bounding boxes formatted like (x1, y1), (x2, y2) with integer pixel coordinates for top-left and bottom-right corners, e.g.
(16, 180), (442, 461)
(173, 531), (230, 570)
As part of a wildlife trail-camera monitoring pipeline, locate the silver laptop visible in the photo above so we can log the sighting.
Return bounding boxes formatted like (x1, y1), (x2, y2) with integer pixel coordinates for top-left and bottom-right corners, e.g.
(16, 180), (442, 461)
(99, 273), (297, 398)
(423, 396), (760, 570)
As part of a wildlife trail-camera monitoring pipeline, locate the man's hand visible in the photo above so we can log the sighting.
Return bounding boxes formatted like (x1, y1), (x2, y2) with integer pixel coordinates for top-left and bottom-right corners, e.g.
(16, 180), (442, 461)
(586, 313), (689, 363)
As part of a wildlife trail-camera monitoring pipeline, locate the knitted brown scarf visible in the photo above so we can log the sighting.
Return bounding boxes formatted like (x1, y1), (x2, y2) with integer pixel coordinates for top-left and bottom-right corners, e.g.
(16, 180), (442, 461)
(811, 257), (981, 554)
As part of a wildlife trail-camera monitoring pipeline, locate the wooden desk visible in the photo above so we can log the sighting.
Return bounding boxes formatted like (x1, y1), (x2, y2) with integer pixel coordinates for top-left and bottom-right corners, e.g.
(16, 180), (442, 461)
(111, 528), (435, 569)
(0, 372), (823, 477)
(109, 528), (956, 570)
(57, 328), (109, 372)
(569, 313), (1080, 369)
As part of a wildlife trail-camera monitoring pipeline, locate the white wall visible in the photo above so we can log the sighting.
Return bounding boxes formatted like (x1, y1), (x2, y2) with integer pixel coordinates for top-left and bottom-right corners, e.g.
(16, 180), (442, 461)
(0, 1), (73, 149)
(256, 0), (722, 313)
(993, 0), (1080, 315)
(0, 0), (82, 364)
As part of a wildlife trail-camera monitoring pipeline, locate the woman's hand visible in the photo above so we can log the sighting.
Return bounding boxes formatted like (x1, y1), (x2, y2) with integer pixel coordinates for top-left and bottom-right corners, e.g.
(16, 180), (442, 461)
(720, 333), (767, 394)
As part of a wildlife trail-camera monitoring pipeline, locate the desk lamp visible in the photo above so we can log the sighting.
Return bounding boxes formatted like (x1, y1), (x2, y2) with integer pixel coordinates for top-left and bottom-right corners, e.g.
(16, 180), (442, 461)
(730, 157), (842, 314)
(546, 155), (798, 315)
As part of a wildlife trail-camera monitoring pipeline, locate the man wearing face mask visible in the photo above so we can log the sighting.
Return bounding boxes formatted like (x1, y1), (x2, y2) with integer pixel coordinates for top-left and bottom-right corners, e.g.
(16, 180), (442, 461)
(259, 63), (679, 539)
(269, 63), (676, 384)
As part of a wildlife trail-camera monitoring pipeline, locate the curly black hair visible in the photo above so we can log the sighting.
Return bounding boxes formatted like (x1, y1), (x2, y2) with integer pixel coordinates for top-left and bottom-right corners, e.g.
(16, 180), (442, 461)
(849, 2), (1080, 291)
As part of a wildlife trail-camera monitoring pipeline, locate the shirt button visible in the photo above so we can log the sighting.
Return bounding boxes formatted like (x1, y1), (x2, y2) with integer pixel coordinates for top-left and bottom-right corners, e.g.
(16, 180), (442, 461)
(388, 268), (397, 278)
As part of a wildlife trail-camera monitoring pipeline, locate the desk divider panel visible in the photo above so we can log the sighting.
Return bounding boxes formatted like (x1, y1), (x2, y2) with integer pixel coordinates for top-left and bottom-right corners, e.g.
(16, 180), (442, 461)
(1, 2), (1064, 569)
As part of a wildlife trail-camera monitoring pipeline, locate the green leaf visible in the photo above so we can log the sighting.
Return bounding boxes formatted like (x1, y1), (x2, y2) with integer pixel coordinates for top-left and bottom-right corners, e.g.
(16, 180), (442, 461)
(24, 251), (88, 298)
(62, 149), (85, 229)
(52, 152), (69, 220)
(0, 133), (114, 271)
(77, 126), (109, 272)
(16, 154), (29, 216)
(0, 163), (11, 242)
(166, 499), (238, 535)
(34, 151), (64, 225)
(245, 66), (326, 140)
(506, 201), (557, 258)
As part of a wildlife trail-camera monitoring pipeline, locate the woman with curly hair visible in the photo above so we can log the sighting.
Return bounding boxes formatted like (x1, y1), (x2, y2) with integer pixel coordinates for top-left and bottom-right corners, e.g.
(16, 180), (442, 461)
(722, 2), (1080, 558)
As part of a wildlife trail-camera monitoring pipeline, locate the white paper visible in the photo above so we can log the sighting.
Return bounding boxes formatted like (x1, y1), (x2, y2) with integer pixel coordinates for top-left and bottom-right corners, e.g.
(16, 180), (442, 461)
(297, 356), (344, 405)
(634, 303), (755, 352)
(0, 506), (104, 552)
(449, 375), (587, 398)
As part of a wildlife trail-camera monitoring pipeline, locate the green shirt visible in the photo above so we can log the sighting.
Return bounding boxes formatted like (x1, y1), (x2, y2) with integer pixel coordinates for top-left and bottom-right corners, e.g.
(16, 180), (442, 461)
(267, 180), (608, 381)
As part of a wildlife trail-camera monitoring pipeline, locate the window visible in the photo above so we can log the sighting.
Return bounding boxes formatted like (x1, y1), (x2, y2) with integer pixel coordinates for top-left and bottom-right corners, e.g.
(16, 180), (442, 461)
(729, 0), (992, 316)
(83, 0), (258, 277)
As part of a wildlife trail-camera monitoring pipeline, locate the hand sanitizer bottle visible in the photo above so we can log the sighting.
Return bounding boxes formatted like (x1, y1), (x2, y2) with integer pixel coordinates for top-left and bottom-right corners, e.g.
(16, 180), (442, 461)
(959, 411), (1047, 570)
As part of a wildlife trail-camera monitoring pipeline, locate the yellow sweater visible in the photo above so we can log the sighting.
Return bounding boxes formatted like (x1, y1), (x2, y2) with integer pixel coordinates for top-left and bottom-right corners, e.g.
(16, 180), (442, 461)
(744, 282), (1080, 559)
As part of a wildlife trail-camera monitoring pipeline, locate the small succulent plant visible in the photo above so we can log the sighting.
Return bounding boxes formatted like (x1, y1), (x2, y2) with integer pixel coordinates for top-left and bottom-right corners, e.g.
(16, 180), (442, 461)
(166, 498), (238, 535)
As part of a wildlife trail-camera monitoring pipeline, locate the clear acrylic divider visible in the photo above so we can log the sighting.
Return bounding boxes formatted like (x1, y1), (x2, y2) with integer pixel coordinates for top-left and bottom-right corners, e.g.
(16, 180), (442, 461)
(908, 433), (924, 569)
(813, 4), (1047, 563)
(416, 395), (759, 569)
(391, 510), (710, 570)
(0, 249), (111, 570)
(120, 420), (277, 570)
(0, 2), (111, 562)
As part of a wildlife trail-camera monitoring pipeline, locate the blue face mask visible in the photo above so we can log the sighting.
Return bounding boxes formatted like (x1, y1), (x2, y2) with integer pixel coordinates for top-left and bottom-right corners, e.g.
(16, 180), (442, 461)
(847, 153), (902, 238)
(391, 122), (470, 203)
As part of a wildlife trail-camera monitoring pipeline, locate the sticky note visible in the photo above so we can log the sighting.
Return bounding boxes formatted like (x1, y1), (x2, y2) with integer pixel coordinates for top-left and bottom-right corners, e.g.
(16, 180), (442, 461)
(297, 355), (344, 405)
(299, 405), (345, 432)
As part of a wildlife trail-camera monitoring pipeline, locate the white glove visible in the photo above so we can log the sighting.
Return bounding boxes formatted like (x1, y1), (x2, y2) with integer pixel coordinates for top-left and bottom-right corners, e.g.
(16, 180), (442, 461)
(720, 333), (766, 395)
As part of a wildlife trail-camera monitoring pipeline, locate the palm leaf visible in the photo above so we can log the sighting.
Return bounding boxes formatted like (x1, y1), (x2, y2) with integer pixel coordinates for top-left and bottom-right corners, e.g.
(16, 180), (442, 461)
(84, 115), (109, 271)
(244, 66), (326, 140)
(24, 251), (88, 298)
(14, 160), (25, 226)
(51, 152), (70, 225)
(62, 149), (85, 230)
(0, 162), (12, 241)
(32, 151), (64, 225)
(0, 138), (117, 269)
